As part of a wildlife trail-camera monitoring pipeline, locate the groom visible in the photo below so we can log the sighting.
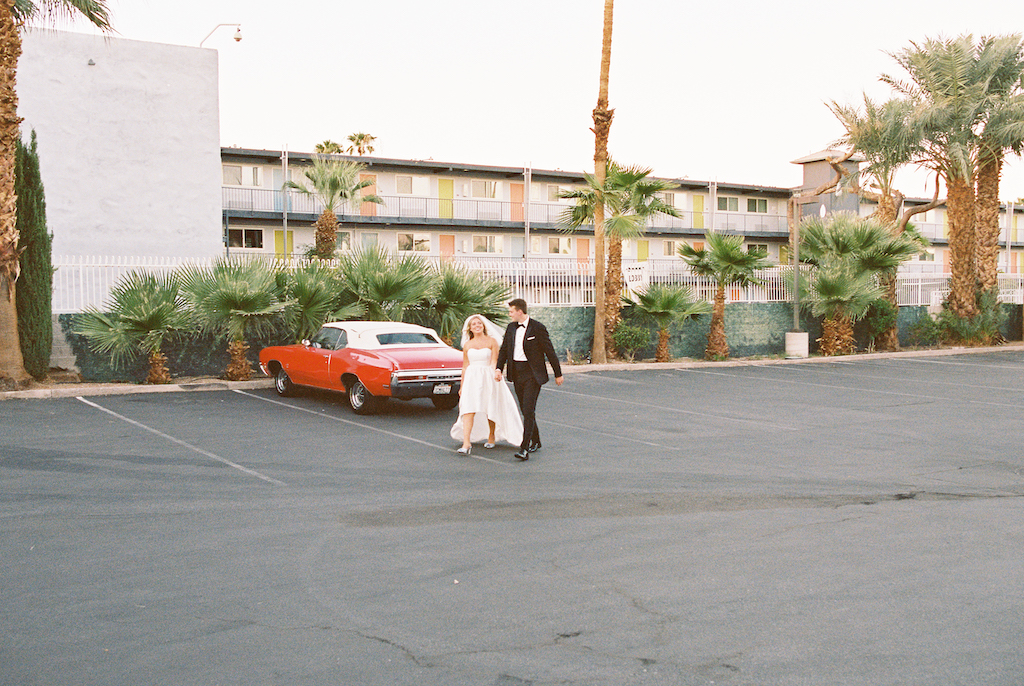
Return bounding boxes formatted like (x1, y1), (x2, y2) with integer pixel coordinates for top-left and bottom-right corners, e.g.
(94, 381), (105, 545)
(495, 299), (564, 461)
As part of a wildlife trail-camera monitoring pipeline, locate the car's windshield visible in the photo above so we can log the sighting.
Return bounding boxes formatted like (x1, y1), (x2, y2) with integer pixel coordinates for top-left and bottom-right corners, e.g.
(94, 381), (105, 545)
(310, 327), (344, 350)
(374, 332), (439, 346)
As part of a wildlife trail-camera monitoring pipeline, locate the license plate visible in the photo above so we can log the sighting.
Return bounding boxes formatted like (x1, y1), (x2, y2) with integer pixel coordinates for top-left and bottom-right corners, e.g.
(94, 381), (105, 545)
(433, 383), (451, 395)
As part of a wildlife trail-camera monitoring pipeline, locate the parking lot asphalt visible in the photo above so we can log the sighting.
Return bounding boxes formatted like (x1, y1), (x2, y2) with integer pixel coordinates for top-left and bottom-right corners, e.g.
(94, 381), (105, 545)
(2, 345), (1024, 685)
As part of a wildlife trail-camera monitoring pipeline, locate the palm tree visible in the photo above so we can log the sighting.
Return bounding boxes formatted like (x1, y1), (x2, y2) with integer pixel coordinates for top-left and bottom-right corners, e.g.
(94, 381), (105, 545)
(623, 284), (710, 362)
(559, 161), (679, 358)
(283, 261), (364, 342)
(346, 132), (376, 156)
(408, 262), (509, 346)
(285, 155), (382, 258)
(799, 212), (924, 355)
(72, 270), (187, 383)
(0, 0), (112, 389)
(315, 139), (344, 154)
(335, 246), (431, 322)
(972, 35), (1024, 293)
(589, 0), (615, 365)
(679, 232), (770, 360)
(178, 258), (292, 381)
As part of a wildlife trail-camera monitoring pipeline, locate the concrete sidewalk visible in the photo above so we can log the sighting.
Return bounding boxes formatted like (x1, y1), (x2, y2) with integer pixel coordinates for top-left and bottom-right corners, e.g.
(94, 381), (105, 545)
(3, 341), (1022, 401)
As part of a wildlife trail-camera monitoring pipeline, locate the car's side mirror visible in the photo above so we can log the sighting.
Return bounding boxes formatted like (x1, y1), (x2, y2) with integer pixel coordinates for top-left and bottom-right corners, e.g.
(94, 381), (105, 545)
(302, 339), (312, 347)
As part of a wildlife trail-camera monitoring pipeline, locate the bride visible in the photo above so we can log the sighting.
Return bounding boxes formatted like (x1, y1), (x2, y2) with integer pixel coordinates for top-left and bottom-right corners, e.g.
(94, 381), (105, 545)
(450, 314), (524, 455)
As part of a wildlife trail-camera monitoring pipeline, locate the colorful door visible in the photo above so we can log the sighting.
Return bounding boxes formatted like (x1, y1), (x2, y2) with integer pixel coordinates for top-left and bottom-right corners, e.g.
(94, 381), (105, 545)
(439, 234), (455, 262)
(693, 195), (705, 230)
(360, 174), (377, 217)
(636, 239), (649, 262)
(439, 179), (454, 219)
(274, 229), (293, 258)
(510, 183), (524, 221)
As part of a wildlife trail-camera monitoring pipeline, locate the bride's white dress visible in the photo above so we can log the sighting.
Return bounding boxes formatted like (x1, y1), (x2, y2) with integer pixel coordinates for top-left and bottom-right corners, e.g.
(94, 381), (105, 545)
(450, 347), (524, 446)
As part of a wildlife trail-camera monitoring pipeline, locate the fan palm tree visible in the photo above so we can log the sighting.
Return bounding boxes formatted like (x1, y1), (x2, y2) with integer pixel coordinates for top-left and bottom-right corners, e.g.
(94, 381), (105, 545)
(559, 160), (679, 358)
(314, 140), (344, 154)
(589, 0), (615, 365)
(408, 262), (509, 345)
(0, 0), (112, 389)
(346, 132), (376, 156)
(679, 232), (769, 360)
(799, 213), (924, 355)
(282, 261), (364, 342)
(335, 246), (431, 322)
(623, 284), (710, 362)
(178, 258), (292, 381)
(285, 156), (382, 258)
(72, 270), (187, 384)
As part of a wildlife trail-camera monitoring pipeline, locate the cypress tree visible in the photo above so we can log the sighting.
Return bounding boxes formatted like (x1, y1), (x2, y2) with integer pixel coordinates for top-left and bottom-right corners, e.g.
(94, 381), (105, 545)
(15, 129), (51, 379)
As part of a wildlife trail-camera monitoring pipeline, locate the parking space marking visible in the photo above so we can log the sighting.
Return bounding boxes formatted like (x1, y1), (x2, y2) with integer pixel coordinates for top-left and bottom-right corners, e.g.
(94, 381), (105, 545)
(539, 417), (683, 450)
(234, 390), (511, 467)
(547, 387), (797, 431)
(75, 396), (287, 486)
(777, 361), (1024, 393)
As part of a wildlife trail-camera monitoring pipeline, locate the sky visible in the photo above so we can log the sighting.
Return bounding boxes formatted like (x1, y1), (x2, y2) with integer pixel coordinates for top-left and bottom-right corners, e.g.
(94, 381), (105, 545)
(52, 0), (1024, 201)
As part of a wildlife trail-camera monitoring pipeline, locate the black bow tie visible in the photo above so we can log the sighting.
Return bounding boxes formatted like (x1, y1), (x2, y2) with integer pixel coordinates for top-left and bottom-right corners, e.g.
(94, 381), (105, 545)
(519, 323), (526, 328)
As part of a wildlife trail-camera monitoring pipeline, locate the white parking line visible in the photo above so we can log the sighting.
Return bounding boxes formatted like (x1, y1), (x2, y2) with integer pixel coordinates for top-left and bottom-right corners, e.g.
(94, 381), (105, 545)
(75, 396), (287, 486)
(234, 390), (511, 467)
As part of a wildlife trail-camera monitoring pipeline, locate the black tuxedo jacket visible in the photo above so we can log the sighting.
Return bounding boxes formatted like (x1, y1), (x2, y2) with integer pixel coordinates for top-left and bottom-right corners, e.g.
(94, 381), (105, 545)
(497, 318), (562, 385)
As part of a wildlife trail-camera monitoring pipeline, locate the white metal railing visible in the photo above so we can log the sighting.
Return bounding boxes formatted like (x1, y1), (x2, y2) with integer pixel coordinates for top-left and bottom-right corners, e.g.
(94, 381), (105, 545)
(49, 254), (1024, 313)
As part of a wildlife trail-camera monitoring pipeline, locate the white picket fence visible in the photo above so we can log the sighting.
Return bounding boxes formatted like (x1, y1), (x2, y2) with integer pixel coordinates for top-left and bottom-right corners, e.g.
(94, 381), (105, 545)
(49, 254), (1024, 313)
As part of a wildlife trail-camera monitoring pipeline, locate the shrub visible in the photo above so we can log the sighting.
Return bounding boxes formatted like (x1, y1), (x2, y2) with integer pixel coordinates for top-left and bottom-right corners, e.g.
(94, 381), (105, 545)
(855, 298), (898, 350)
(15, 130), (52, 379)
(612, 321), (650, 362)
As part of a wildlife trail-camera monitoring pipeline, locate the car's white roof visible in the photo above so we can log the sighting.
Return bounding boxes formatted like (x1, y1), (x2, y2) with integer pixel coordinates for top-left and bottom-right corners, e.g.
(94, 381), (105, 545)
(321, 321), (445, 347)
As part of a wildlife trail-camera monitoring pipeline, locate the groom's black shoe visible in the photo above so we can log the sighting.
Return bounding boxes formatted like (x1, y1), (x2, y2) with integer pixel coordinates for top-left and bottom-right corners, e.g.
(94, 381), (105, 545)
(527, 442), (541, 453)
(513, 449), (530, 461)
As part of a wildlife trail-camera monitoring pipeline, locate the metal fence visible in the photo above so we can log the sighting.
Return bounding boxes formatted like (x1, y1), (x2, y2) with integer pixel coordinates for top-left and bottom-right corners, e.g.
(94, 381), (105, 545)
(49, 254), (1024, 313)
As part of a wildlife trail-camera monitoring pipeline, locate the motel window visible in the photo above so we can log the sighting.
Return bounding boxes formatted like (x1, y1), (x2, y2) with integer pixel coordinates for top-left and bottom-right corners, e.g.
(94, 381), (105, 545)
(747, 198), (768, 213)
(398, 232), (430, 252)
(396, 175), (413, 194)
(223, 165), (243, 186)
(664, 240), (682, 257)
(396, 175), (429, 196)
(658, 192), (676, 208)
(471, 180), (497, 199)
(548, 185), (563, 202)
(718, 196), (738, 212)
(548, 236), (571, 255)
(338, 231), (352, 252)
(227, 228), (263, 249)
(473, 235), (503, 253)
(747, 243), (768, 256)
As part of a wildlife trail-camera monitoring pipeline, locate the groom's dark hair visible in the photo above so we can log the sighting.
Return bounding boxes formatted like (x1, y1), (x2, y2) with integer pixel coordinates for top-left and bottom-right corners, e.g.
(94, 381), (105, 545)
(509, 298), (528, 314)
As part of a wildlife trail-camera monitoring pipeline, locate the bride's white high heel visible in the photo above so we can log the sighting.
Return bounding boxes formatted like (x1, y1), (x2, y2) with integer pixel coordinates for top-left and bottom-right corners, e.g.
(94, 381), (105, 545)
(457, 446), (472, 455)
(483, 442), (496, 449)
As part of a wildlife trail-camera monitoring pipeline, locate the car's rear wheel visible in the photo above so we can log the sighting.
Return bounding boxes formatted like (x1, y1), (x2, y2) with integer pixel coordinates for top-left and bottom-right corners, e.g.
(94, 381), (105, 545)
(348, 379), (380, 415)
(431, 395), (459, 411)
(274, 368), (295, 397)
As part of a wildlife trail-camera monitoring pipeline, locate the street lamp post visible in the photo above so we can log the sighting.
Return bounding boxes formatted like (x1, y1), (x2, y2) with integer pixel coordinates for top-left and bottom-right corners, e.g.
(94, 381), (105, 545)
(200, 24), (242, 47)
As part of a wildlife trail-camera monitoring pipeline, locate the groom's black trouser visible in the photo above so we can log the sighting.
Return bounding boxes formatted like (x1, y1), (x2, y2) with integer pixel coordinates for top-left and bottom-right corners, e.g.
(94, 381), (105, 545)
(513, 361), (541, 450)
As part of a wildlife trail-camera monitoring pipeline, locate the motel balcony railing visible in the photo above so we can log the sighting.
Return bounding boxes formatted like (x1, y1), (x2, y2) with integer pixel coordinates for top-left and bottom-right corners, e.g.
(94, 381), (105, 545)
(221, 187), (792, 234)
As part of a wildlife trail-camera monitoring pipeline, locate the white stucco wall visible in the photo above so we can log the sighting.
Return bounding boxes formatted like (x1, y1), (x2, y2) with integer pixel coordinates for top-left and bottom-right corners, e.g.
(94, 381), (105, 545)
(17, 30), (223, 258)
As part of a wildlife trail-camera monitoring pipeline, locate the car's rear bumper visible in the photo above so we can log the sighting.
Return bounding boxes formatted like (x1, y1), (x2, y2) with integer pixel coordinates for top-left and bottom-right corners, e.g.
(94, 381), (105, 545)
(389, 369), (462, 399)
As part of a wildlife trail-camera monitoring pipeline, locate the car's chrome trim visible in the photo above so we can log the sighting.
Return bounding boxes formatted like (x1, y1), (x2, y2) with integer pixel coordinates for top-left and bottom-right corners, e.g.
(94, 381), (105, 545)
(390, 369), (462, 386)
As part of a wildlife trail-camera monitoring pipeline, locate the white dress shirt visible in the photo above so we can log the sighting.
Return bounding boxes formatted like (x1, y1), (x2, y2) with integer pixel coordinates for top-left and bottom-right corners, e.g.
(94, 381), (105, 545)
(513, 317), (529, 361)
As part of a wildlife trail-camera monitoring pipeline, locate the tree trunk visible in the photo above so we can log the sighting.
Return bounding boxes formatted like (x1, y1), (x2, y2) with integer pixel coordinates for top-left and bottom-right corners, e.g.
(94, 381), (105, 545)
(314, 208), (339, 258)
(705, 284), (728, 360)
(603, 237), (622, 358)
(818, 315), (854, 356)
(875, 193), (901, 351)
(975, 153), (1002, 295)
(225, 340), (252, 381)
(146, 350), (171, 385)
(946, 175), (978, 319)
(590, 0), (614, 365)
(0, 2), (28, 388)
(655, 328), (670, 363)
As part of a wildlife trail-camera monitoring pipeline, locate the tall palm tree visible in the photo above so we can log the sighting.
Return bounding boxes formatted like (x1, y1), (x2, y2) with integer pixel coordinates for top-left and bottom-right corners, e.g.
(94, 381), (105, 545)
(884, 35), (995, 320)
(0, 0), (112, 389)
(799, 212), (924, 355)
(679, 232), (769, 360)
(72, 270), (187, 383)
(178, 258), (292, 381)
(623, 284), (709, 362)
(315, 139), (343, 154)
(827, 95), (923, 350)
(972, 35), (1024, 293)
(559, 161), (679, 358)
(589, 0), (615, 365)
(285, 155), (382, 258)
(346, 132), (376, 156)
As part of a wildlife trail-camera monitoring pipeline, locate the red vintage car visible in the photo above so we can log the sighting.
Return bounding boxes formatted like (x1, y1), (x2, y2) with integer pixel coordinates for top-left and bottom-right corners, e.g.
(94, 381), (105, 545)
(259, 321), (464, 414)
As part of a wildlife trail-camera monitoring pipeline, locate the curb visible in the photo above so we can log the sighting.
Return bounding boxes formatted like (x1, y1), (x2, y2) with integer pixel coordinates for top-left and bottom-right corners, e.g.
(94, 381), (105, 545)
(3, 342), (1022, 400)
